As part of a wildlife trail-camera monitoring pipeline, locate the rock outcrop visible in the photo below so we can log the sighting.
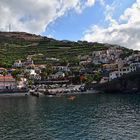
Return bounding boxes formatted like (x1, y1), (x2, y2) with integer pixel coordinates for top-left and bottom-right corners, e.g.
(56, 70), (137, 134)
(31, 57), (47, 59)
(93, 71), (140, 93)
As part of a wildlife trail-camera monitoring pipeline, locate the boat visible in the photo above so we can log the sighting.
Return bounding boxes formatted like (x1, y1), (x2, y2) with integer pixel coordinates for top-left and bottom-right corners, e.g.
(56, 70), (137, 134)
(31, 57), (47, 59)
(29, 89), (39, 97)
(68, 96), (76, 100)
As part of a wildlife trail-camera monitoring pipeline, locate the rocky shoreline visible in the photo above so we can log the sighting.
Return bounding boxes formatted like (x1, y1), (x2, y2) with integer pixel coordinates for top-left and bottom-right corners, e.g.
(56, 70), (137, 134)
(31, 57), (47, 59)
(87, 71), (140, 94)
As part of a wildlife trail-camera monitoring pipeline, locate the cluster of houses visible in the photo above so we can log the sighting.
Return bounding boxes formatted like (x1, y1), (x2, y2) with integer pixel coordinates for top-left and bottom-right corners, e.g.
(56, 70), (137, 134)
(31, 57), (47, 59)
(0, 46), (140, 91)
(78, 47), (140, 83)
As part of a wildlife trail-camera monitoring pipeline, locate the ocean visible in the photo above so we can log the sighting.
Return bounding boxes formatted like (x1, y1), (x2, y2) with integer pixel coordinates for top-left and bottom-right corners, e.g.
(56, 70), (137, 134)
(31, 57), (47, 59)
(0, 93), (140, 140)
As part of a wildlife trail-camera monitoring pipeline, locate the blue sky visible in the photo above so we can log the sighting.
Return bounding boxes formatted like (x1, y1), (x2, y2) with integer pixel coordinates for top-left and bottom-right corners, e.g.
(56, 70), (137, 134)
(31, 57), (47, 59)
(0, 0), (139, 50)
(45, 1), (104, 40)
(44, 0), (136, 41)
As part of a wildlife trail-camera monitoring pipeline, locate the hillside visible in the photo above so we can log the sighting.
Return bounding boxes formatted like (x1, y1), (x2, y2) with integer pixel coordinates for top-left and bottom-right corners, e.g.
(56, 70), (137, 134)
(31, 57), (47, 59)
(0, 31), (132, 67)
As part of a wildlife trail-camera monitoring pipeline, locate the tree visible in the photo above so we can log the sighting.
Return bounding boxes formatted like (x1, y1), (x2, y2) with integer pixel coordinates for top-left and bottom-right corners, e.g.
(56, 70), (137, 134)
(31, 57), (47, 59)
(61, 57), (68, 65)
(40, 68), (48, 80)
(11, 69), (22, 81)
(93, 72), (102, 82)
(86, 75), (94, 83)
(2, 70), (8, 89)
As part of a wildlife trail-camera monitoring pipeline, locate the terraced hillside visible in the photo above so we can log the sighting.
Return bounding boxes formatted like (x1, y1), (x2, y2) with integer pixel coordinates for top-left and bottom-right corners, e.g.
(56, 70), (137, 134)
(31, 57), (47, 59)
(0, 32), (131, 67)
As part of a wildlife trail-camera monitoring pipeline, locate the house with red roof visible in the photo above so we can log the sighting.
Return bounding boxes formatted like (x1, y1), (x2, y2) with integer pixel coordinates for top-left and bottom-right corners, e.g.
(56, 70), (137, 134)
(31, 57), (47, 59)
(0, 76), (17, 90)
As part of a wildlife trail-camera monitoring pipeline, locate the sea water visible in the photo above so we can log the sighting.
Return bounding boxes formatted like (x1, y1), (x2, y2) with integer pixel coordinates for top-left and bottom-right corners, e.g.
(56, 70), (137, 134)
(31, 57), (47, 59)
(0, 93), (140, 140)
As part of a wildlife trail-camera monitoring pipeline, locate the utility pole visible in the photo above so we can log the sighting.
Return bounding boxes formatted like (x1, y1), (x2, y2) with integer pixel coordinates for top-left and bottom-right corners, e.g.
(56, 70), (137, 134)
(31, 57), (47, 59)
(9, 24), (11, 32)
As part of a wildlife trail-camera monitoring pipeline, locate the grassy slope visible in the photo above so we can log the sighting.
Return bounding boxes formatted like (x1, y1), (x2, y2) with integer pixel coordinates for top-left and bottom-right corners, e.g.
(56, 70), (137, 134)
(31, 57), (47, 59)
(0, 32), (131, 67)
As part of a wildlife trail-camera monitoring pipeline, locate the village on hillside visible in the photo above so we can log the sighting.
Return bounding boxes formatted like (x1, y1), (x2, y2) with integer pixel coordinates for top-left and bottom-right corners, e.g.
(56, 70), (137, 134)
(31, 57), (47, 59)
(0, 45), (140, 95)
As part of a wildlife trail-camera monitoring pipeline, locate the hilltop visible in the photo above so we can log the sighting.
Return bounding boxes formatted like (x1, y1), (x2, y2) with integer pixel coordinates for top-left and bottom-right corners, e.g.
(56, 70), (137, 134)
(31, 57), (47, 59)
(0, 31), (133, 67)
(0, 32), (43, 41)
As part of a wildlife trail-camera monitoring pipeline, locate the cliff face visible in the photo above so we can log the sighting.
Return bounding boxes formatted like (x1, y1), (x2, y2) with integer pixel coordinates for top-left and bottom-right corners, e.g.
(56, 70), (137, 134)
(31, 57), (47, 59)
(93, 71), (140, 93)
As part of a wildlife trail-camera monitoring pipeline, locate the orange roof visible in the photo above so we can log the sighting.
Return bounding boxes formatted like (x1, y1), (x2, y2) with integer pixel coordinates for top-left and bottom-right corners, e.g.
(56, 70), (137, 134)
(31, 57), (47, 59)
(0, 76), (16, 82)
(0, 68), (6, 70)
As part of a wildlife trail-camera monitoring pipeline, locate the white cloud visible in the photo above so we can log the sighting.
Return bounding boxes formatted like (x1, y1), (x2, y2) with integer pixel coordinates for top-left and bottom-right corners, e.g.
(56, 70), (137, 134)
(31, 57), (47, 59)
(83, 0), (140, 50)
(86, 0), (96, 7)
(105, 4), (118, 26)
(0, 0), (96, 34)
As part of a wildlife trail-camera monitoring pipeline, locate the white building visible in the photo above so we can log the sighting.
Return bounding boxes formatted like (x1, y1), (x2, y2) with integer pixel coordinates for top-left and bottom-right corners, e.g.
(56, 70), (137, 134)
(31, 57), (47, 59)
(49, 72), (65, 79)
(130, 62), (140, 69)
(17, 78), (27, 89)
(25, 69), (36, 76)
(13, 60), (23, 68)
(116, 58), (124, 69)
(109, 71), (119, 81)
(92, 51), (105, 57)
(29, 74), (41, 81)
(53, 66), (70, 72)
(118, 65), (136, 77)
(24, 58), (34, 66)
(107, 47), (123, 57)
(109, 65), (137, 81)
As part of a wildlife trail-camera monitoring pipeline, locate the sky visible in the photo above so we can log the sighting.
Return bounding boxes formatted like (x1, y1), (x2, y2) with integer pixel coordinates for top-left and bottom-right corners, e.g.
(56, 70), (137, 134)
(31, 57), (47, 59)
(0, 0), (140, 50)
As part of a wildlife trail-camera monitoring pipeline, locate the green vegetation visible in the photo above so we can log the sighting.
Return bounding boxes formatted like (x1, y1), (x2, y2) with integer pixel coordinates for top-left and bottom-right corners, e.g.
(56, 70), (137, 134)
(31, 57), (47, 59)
(0, 32), (129, 68)
(11, 69), (22, 80)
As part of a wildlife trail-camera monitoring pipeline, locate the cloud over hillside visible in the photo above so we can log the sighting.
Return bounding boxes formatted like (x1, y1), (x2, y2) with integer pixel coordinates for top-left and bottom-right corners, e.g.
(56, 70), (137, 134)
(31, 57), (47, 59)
(0, 0), (96, 34)
(83, 0), (140, 50)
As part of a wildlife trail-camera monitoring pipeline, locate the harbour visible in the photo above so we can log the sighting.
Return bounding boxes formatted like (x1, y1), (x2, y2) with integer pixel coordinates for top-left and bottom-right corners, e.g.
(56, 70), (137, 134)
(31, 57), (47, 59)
(0, 93), (140, 140)
(0, 1), (140, 139)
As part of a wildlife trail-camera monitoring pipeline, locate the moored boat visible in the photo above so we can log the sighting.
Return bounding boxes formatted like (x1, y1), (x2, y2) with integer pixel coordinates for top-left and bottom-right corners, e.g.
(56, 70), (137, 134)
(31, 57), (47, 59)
(29, 89), (39, 97)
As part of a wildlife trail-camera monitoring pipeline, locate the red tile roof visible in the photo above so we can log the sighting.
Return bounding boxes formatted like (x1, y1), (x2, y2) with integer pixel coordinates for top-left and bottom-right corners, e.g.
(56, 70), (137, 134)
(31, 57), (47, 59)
(0, 68), (6, 70)
(0, 76), (16, 82)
